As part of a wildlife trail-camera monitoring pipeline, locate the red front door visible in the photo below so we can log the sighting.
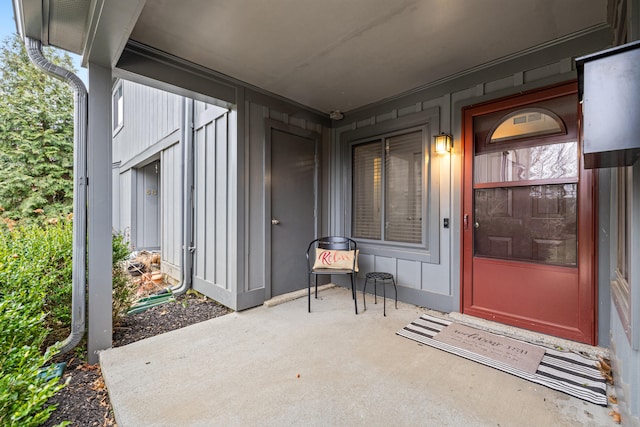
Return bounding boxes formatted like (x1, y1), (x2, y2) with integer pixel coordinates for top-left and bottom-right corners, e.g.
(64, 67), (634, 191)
(462, 83), (596, 345)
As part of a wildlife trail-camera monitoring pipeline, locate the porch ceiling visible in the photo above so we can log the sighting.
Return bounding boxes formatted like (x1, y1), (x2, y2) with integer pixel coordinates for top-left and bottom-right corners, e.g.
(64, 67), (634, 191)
(129, 0), (609, 114)
(15, 0), (610, 114)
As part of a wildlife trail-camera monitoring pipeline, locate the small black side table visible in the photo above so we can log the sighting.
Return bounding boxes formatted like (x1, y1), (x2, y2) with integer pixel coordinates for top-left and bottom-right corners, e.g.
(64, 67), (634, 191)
(363, 272), (397, 316)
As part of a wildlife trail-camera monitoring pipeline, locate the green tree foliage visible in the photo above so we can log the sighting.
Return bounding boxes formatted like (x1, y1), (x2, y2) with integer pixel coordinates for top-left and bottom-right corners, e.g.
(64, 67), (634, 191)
(0, 34), (76, 222)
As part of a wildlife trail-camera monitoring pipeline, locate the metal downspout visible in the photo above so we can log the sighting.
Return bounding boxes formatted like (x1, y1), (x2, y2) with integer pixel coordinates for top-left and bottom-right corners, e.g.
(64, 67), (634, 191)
(24, 37), (88, 355)
(171, 97), (195, 295)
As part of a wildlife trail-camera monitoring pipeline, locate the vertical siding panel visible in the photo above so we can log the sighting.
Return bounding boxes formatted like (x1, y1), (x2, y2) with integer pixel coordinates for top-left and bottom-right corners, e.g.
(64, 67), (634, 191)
(113, 81), (191, 278)
(195, 127), (206, 280)
(134, 83), (141, 159)
(167, 148), (176, 264)
(132, 83), (138, 159)
(161, 151), (168, 262)
(169, 150), (176, 266)
(160, 151), (167, 258)
(172, 146), (181, 266)
(166, 93), (171, 138)
(159, 91), (166, 139)
(174, 146), (182, 267)
(247, 103), (267, 290)
(216, 114), (228, 287)
(153, 88), (159, 144)
(145, 85), (152, 148)
(119, 170), (132, 243)
(169, 147), (178, 265)
(164, 91), (171, 137)
(161, 145), (181, 268)
(205, 121), (217, 283)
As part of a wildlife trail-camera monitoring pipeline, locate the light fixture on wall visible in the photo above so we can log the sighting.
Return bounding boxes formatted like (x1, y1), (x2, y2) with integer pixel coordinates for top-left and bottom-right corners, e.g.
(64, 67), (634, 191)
(434, 133), (453, 153)
(329, 110), (344, 120)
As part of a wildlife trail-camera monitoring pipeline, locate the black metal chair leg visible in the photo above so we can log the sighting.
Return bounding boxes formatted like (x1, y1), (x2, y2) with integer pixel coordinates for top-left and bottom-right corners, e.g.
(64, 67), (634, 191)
(383, 278), (387, 316)
(351, 274), (356, 300)
(308, 274), (311, 313)
(314, 276), (319, 299)
(392, 277), (398, 309)
(351, 275), (358, 315)
(363, 277), (368, 311)
(374, 279), (378, 304)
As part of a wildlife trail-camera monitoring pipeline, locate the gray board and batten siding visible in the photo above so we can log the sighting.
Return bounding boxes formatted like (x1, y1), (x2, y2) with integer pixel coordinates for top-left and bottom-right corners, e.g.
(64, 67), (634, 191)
(107, 15), (640, 424)
(114, 28), (613, 320)
(112, 81), (185, 273)
(191, 103), (236, 307)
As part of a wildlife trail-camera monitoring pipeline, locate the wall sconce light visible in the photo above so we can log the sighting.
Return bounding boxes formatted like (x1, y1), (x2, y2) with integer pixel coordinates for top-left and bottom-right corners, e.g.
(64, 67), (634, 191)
(434, 133), (453, 153)
(329, 110), (344, 120)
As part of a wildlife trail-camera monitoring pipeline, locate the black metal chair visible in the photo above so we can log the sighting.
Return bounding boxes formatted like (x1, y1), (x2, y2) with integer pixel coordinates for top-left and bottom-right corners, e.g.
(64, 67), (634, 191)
(306, 236), (358, 314)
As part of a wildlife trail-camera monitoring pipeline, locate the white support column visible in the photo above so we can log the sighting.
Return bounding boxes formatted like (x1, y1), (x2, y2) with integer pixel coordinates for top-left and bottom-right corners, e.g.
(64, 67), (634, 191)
(87, 63), (113, 364)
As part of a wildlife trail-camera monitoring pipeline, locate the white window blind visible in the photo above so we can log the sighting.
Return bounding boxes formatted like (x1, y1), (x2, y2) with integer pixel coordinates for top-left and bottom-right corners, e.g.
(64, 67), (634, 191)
(352, 130), (423, 244)
(352, 141), (382, 239)
(385, 131), (422, 243)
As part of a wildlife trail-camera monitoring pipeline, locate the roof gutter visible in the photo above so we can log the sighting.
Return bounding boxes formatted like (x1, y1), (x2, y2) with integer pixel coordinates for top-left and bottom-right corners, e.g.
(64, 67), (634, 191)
(24, 37), (88, 355)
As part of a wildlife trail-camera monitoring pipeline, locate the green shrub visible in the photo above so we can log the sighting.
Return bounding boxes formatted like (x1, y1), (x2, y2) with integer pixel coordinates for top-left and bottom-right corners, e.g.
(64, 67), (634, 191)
(0, 219), (134, 426)
(112, 230), (135, 324)
(0, 220), (73, 345)
(0, 219), (135, 343)
(0, 294), (66, 426)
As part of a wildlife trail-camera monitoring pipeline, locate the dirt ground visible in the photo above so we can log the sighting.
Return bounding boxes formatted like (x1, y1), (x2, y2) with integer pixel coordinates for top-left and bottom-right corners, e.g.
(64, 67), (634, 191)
(42, 292), (231, 427)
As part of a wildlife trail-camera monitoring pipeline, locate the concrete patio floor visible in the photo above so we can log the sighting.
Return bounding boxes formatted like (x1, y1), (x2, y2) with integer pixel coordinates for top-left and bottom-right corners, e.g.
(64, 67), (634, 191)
(101, 286), (614, 426)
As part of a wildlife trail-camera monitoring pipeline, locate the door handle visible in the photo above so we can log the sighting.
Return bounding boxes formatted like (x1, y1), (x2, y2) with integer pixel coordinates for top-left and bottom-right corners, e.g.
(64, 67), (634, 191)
(271, 219), (280, 225)
(463, 214), (469, 230)
(474, 222), (480, 229)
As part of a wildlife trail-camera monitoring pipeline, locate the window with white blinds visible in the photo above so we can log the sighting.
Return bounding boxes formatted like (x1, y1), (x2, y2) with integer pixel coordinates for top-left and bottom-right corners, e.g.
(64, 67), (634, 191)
(352, 130), (423, 244)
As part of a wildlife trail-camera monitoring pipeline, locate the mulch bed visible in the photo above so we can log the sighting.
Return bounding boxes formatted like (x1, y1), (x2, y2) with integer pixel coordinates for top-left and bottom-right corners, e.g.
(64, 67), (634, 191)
(41, 292), (231, 427)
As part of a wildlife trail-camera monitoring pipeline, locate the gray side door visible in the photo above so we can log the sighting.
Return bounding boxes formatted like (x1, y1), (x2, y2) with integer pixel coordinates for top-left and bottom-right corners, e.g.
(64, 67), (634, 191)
(135, 160), (160, 250)
(269, 127), (317, 297)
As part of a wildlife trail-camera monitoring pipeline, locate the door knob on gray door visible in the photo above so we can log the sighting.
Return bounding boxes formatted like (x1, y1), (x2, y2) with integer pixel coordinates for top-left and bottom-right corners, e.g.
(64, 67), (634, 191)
(271, 219), (280, 225)
(474, 222), (480, 229)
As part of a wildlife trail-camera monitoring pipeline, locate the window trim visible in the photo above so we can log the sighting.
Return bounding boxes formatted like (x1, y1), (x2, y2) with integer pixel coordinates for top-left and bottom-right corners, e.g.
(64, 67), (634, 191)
(112, 82), (124, 135)
(487, 107), (566, 144)
(341, 108), (440, 264)
(611, 165), (640, 349)
(351, 126), (428, 245)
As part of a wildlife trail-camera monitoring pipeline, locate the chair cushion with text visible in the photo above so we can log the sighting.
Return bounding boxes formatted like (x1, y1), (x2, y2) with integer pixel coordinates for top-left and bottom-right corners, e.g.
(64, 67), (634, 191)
(312, 248), (359, 272)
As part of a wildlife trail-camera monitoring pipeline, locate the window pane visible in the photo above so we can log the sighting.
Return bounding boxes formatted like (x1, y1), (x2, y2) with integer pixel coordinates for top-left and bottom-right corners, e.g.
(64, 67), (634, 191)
(352, 142), (382, 239)
(617, 167), (630, 281)
(385, 131), (422, 243)
(489, 108), (565, 143)
(474, 184), (577, 266)
(475, 141), (578, 184)
(113, 86), (123, 130)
